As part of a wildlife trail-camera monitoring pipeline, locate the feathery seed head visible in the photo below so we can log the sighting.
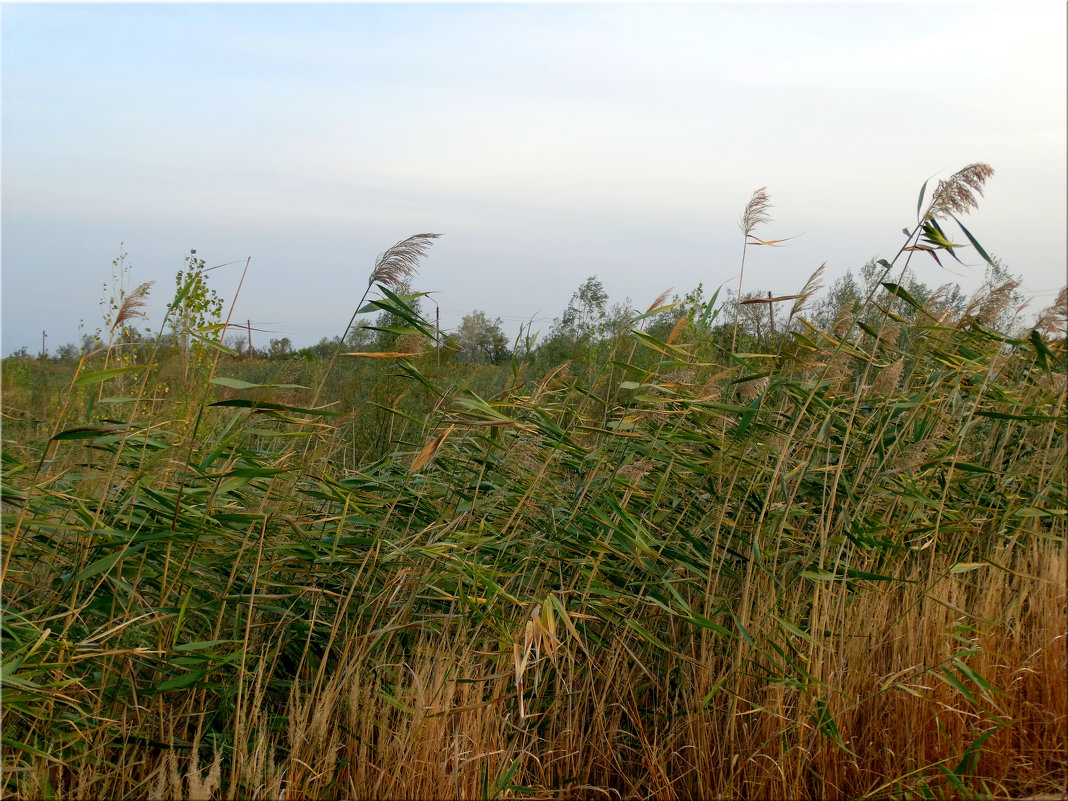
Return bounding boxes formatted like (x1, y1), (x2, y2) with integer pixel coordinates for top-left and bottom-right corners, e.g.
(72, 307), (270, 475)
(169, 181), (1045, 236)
(737, 375), (769, 402)
(646, 288), (673, 314)
(112, 282), (154, 332)
(925, 163), (995, 221)
(619, 459), (656, 485)
(1034, 287), (1067, 338)
(881, 322), (901, 349)
(826, 351), (851, 382)
(831, 305), (854, 338)
(740, 187), (773, 237)
(874, 357), (904, 395)
(791, 264), (826, 320)
(367, 233), (441, 290)
(975, 280), (1020, 327)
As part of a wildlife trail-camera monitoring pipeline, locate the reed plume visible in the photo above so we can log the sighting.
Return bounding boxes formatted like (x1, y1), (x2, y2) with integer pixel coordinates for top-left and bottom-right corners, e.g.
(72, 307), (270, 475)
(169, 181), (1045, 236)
(831, 304), (854, 338)
(110, 282), (154, 333)
(924, 163), (995, 221)
(739, 187), (772, 236)
(732, 187), (773, 353)
(311, 233), (442, 410)
(873, 357), (904, 395)
(790, 264), (825, 322)
(646, 288), (673, 314)
(367, 233), (441, 290)
(1035, 287), (1067, 338)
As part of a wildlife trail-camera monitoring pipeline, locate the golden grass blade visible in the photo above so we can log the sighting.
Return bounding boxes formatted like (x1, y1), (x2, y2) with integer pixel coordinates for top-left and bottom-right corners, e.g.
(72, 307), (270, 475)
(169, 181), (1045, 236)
(411, 424), (455, 472)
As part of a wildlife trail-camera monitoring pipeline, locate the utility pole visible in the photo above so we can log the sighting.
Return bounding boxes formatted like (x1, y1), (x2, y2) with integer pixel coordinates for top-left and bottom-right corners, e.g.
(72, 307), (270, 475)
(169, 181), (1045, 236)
(436, 306), (441, 367)
(41, 330), (47, 358)
(767, 291), (775, 339)
(247, 319), (253, 358)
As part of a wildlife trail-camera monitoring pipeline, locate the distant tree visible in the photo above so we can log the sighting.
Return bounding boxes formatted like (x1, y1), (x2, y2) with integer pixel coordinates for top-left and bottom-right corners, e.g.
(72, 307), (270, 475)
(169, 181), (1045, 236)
(538, 276), (608, 363)
(453, 310), (511, 365)
(732, 289), (778, 350)
(537, 275), (635, 366)
(268, 337), (293, 360)
(55, 343), (80, 363)
(345, 324), (374, 352)
(295, 337), (342, 360)
(79, 333), (99, 356)
(224, 334), (248, 358)
(311, 336), (342, 360)
(555, 276), (609, 345)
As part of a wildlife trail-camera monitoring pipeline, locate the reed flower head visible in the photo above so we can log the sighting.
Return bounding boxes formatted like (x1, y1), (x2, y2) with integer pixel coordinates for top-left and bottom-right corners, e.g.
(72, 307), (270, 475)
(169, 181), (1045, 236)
(737, 375), (769, 402)
(874, 357), (904, 395)
(1034, 287), (1067, 338)
(925, 163), (995, 221)
(975, 280), (1020, 327)
(831, 305), (854, 338)
(618, 459), (656, 485)
(791, 264), (825, 320)
(739, 187), (772, 237)
(111, 282), (154, 333)
(646, 288), (673, 314)
(881, 322), (901, 349)
(367, 233), (441, 289)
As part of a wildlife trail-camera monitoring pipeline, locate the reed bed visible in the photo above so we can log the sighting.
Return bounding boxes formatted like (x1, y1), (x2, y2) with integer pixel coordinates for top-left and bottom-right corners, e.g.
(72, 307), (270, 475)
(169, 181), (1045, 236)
(2, 178), (1065, 800)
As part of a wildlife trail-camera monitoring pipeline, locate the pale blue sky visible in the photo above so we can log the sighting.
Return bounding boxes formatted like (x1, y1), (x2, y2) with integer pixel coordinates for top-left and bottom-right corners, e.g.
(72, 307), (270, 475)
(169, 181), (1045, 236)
(3, 2), (1065, 354)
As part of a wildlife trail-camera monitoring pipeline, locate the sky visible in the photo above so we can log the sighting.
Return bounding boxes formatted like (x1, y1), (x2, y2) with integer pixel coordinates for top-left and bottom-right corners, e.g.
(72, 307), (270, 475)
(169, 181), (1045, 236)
(2, 2), (1066, 355)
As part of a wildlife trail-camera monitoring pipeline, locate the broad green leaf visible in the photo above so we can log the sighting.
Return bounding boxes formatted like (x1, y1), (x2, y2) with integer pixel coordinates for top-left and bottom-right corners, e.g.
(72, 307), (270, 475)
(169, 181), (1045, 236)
(189, 333), (237, 354)
(210, 377), (258, 389)
(73, 545), (144, 581)
(172, 639), (237, 653)
(73, 365), (150, 386)
(208, 399), (337, 416)
(157, 669), (209, 692)
(1030, 329), (1054, 373)
(53, 424), (131, 441)
(952, 214), (995, 266)
(881, 282), (931, 316)
(936, 666), (976, 704)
